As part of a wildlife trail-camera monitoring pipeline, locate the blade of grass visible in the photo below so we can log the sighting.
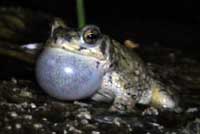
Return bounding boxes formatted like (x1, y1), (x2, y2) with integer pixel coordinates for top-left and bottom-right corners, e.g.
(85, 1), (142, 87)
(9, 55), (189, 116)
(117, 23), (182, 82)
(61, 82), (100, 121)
(76, 0), (86, 28)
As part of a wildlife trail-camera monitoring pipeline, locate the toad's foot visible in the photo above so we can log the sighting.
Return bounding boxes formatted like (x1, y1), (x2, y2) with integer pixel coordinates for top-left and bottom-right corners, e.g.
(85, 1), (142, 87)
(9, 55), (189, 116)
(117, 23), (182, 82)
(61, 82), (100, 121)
(109, 95), (136, 113)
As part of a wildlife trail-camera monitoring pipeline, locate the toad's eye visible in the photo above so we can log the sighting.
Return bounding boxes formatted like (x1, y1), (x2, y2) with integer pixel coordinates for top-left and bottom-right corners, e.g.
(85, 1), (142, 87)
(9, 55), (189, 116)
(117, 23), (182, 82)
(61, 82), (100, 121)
(82, 25), (101, 44)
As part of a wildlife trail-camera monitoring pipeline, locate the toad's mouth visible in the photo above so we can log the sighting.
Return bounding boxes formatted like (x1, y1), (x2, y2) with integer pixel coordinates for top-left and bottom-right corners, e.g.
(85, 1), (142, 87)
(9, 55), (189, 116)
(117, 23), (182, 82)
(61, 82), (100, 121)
(49, 39), (106, 61)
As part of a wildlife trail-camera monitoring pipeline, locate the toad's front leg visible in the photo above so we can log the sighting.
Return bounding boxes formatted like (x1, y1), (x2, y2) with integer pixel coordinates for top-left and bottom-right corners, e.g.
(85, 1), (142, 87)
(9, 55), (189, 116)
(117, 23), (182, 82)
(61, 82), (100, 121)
(92, 88), (137, 113)
(109, 93), (136, 113)
(92, 71), (138, 113)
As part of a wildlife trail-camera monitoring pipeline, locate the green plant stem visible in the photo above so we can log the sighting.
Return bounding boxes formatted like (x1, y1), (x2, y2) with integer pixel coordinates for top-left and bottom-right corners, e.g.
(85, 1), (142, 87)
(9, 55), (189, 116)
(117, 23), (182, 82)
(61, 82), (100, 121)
(76, 0), (86, 28)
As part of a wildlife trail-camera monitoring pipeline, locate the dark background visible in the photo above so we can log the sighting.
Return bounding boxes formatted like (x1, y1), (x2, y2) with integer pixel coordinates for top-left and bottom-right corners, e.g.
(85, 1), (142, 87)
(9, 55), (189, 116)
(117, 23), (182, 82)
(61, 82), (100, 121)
(0, 0), (200, 48)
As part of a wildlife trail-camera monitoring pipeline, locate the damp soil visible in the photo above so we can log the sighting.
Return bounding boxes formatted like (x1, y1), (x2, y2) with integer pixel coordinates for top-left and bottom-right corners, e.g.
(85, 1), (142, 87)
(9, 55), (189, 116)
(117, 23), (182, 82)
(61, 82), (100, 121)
(0, 46), (200, 134)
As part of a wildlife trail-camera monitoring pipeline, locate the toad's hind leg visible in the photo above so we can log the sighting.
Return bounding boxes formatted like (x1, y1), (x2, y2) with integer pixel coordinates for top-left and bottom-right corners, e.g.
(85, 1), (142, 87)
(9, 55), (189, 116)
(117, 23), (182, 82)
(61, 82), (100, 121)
(150, 81), (178, 109)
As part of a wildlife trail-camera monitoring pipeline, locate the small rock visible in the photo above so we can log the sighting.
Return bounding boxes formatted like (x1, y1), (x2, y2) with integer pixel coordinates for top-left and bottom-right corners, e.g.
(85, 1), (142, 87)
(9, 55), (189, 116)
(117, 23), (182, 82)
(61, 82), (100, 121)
(6, 125), (12, 130)
(15, 123), (22, 129)
(33, 123), (43, 129)
(80, 119), (89, 125)
(63, 130), (67, 134)
(149, 122), (164, 130)
(42, 117), (48, 121)
(10, 111), (18, 118)
(30, 103), (37, 109)
(142, 107), (159, 116)
(127, 124), (133, 132)
(91, 131), (100, 134)
(20, 90), (32, 98)
(113, 117), (122, 127)
(21, 102), (28, 108)
(77, 111), (92, 120)
(24, 114), (32, 120)
(12, 88), (19, 92)
(68, 125), (82, 134)
(53, 123), (58, 127)
(74, 101), (90, 107)
(171, 132), (177, 134)
(186, 107), (198, 113)
(11, 77), (17, 84)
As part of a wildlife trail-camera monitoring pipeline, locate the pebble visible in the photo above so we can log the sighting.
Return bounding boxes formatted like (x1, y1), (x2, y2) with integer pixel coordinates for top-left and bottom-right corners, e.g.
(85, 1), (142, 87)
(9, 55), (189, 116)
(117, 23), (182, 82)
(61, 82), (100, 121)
(6, 125), (12, 130)
(149, 122), (164, 130)
(74, 101), (90, 107)
(30, 103), (37, 109)
(113, 117), (122, 127)
(171, 132), (177, 134)
(80, 119), (89, 125)
(142, 107), (159, 116)
(68, 125), (82, 134)
(127, 124), (133, 132)
(91, 131), (100, 134)
(33, 123), (43, 129)
(24, 114), (33, 120)
(77, 111), (92, 120)
(53, 123), (58, 127)
(135, 70), (140, 75)
(20, 90), (32, 98)
(10, 111), (18, 118)
(63, 130), (67, 134)
(186, 107), (198, 113)
(15, 123), (22, 129)
(21, 102), (28, 108)
(11, 77), (17, 84)
(12, 88), (19, 92)
(42, 117), (48, 121)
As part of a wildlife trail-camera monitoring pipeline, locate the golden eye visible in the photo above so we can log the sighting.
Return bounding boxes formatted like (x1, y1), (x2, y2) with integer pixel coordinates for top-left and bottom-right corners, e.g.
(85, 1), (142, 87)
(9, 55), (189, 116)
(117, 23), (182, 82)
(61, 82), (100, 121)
(82, 26), (101, 44)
